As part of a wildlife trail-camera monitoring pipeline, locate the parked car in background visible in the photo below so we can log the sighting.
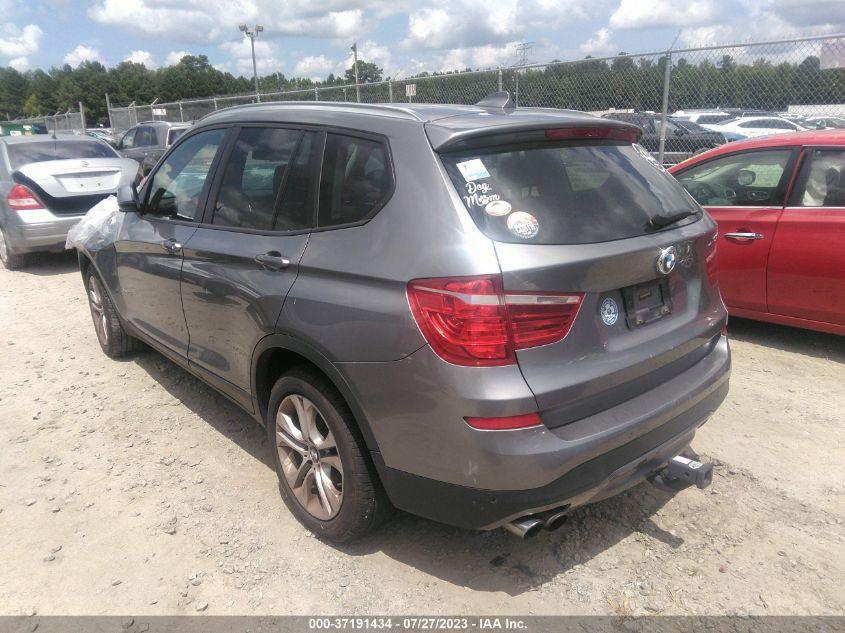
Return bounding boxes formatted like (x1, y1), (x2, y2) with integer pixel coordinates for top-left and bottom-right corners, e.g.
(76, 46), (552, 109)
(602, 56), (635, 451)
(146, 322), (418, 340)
(602, 111), (726, 164)
(76, 97), (729, 541)
(711, 116), (803, 138)
(672, 118), (747, 143)
(116, 120), (190, 177)
(672, 110), (735, 128)
(0, 135), (139, 269)
(669, 129), (845, 336)
(86, 128), (116, 146)
(804, 116), (845, 129)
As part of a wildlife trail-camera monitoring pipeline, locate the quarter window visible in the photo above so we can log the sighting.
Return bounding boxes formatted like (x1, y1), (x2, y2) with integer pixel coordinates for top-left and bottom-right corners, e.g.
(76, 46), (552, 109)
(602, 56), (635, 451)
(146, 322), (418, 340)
(791, 149), (845, 207)
(211, 127), (312, 231)
(675, 149), (792, 207)
(120, 128), (136, 150)
(318, 134), (391, 228)
(145, 128), (226, 220)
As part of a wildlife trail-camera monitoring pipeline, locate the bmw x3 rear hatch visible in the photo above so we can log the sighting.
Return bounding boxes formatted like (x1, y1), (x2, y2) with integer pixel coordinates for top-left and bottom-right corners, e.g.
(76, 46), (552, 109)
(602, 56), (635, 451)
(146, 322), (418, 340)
(435, 123), (725, 429)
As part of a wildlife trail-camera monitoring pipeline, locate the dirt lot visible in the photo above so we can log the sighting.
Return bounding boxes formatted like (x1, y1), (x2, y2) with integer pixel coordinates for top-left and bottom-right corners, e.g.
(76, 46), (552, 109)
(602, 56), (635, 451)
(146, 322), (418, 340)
(0, 252), (843, 616)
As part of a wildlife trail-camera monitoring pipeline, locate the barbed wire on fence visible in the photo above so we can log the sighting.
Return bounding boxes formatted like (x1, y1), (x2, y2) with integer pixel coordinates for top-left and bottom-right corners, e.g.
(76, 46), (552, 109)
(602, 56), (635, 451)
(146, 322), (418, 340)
(20, 33), (843, 165)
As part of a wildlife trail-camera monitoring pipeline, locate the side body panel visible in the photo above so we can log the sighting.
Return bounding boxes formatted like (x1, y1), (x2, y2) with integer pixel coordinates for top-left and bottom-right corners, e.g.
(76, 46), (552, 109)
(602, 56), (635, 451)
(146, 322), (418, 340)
(767, 206), (845, 325)
(280, 118), (502, 362)
(113, 213), (197, 355)
(706, 205), (782, 312)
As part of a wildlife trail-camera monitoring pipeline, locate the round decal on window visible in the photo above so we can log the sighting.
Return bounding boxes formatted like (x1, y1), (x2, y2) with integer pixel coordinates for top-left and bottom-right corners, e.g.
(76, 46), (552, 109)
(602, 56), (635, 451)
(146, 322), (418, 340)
(506, 211), (539, 239)
(600, 298), (619, 326)
(485, 200), (512, 217)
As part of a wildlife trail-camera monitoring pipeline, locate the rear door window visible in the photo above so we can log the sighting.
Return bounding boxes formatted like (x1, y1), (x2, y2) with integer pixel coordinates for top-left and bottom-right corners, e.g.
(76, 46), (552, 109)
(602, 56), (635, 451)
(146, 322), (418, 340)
(789, 149), (845, 207)
(442, 141), (699, 244)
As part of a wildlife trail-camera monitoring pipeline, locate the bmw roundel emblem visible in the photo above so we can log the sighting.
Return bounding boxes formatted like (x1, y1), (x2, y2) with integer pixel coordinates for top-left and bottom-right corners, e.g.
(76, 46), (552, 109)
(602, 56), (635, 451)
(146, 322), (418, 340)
(600, 298), (619, 326)
(657, 246), (677, 276)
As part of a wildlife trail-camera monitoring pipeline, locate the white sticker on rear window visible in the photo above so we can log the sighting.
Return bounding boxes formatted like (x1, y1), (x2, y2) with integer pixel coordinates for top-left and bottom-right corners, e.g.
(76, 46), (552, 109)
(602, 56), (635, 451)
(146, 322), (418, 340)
(485, 200), (512, 217)
(507, 211), (539, 239)
(456, 158), (491, 182)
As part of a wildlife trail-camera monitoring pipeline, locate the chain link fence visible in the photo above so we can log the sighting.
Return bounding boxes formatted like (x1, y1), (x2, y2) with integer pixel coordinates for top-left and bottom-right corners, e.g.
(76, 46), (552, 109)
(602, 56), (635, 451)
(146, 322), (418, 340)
(10, 107), (87, 136)
(107, 33), (845, 164)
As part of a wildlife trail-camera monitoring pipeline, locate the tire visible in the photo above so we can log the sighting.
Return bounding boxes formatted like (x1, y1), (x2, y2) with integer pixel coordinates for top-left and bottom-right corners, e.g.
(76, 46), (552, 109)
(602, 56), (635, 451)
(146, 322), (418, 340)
(84, 268), (143, 357)
(0, 226), (26, 270)
(267, 367), (391, 542)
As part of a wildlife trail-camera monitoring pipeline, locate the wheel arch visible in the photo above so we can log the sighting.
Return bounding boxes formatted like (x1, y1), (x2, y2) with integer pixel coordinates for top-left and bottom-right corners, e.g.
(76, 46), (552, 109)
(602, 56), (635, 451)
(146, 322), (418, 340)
(251, 334), (381, 453)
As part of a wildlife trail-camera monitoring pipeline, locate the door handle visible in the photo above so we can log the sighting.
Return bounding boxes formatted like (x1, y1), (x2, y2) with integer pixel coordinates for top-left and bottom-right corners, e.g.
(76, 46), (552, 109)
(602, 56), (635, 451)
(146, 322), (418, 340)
(161, 238), (182, 254)
(254, 251), (291, 271)
(724, 232), (764, 241)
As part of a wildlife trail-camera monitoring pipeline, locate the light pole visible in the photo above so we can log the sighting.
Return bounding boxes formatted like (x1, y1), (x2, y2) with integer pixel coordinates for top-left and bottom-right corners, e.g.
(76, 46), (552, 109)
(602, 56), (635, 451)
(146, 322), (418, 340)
(351, 42), (360, 103)
(239, 23), (264, 102)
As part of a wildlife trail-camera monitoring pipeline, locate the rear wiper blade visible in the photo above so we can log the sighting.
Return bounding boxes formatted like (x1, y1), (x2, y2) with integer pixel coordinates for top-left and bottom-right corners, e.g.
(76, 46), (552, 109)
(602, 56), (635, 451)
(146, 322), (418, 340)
(648, 210), (698, 230)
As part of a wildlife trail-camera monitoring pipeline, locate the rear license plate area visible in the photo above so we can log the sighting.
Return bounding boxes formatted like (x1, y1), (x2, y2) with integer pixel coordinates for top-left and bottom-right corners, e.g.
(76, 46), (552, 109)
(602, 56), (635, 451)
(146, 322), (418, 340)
(622, 278), (672, 328)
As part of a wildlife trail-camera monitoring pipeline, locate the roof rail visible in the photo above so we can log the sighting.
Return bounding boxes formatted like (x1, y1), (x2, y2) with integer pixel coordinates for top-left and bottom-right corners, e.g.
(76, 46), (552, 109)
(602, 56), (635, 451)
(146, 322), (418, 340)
(198, 100), (426, 122)
(475, 91), (516, 112)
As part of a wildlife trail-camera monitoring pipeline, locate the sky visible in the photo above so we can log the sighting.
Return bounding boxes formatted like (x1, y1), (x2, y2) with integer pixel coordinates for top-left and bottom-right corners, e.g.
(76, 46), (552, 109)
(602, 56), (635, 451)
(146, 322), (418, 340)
(1, 0), (844, 80)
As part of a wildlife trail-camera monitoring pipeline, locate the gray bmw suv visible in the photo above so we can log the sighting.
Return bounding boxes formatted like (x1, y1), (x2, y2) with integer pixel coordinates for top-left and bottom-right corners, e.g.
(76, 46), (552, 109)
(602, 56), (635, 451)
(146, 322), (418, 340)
(76, 94), (730, 542)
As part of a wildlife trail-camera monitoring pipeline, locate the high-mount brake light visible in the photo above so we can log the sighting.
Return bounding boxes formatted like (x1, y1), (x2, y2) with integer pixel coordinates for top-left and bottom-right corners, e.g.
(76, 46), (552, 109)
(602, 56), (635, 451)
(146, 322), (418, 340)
(545, 126), (640, 143)
(7, 183), (45, 211)
(406, 275), (583, 367)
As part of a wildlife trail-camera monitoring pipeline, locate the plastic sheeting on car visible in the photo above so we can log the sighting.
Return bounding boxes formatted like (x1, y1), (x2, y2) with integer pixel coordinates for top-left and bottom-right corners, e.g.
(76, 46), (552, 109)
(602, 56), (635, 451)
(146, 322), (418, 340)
(65, 196), (123, 252)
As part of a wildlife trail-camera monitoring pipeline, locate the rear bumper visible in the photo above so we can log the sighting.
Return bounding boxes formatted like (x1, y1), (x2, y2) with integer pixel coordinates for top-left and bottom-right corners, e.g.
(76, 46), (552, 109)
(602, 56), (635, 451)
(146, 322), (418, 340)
(3, 210), (83, 252)
(343, 333), (730, 530)
(374, 377), (726, 529)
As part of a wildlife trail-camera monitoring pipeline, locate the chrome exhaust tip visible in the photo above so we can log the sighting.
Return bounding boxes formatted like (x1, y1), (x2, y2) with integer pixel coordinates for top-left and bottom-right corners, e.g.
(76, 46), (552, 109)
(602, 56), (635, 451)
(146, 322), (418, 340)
(503, 516), (544, 539)
(538, 509), (569, 531)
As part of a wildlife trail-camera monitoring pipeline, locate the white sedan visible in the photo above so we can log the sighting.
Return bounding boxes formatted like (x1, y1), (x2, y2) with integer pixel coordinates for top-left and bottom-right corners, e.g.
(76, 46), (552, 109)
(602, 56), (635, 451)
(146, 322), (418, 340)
(712, 116), (803, 138)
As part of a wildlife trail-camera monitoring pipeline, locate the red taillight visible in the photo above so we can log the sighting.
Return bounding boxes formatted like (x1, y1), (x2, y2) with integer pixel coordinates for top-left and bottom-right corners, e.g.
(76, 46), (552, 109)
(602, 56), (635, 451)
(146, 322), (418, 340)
(465, 412), (542, 430)
(545, 126), (641, 143)
(7, 183), (44, 211)
(406, 275), (583, 367)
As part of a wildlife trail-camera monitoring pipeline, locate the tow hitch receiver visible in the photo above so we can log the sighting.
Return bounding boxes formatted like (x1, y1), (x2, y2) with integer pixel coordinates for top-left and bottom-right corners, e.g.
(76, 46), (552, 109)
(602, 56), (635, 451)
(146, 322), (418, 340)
(648, 453), (713, 492)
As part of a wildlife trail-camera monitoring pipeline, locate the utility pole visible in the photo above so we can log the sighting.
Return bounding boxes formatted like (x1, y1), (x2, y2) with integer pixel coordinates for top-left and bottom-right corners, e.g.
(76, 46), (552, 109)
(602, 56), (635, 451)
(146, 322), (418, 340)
(351, 42), (361, 103)
(239, 23), (264, 102)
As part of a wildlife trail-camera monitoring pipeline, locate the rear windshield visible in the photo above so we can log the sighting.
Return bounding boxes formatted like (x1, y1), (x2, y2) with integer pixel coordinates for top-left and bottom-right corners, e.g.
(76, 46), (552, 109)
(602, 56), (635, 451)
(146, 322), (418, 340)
(8, 140), (118, 170)
(442, 141), (700, 245)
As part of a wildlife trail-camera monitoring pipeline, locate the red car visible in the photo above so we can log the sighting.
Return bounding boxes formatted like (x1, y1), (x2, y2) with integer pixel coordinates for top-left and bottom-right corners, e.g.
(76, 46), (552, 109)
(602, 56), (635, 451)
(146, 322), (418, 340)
(669, 130), (845, 336)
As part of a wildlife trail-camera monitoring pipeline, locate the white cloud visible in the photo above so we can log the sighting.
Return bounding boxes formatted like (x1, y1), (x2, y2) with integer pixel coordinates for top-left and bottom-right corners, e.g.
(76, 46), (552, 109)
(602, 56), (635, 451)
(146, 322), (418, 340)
(64, 44), (101, 66)
(580, 27), (615, 55)
(437, 42), (522, 72)
(124, 49), (154, 66)
(293, 55), (335, 81)
(407, 1), (519, 50)
(220, 38), (281, 75)
(404, 0), (594, 52)
(609, 0), (718, 30)
(0, 24), (43, 59)
(89, 0), (364, 43)
(164, 51), (191, 66)
(9, 55), (29, 71)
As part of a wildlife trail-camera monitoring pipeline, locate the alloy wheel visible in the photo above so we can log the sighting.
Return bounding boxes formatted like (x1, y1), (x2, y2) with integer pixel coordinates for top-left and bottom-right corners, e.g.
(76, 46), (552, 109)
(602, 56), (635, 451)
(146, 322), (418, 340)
(275, 394), (344, 520)
(87, 275), (109, 346)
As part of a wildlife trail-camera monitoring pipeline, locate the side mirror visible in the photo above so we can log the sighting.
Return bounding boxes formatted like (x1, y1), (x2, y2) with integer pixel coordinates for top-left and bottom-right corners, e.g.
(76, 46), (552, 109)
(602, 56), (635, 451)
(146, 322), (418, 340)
(117, 184), (140, 213)
(673, 128), (686, 136)
(737, 169), (756, 187)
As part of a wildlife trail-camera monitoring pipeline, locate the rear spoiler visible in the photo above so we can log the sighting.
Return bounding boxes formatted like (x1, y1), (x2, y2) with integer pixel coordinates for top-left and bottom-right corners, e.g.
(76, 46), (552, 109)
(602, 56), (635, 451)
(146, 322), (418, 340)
(426, 116), (642, 153)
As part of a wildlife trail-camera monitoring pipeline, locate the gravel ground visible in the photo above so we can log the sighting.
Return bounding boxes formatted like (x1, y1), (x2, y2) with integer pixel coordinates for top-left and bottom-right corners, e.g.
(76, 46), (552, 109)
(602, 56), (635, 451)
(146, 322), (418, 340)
(0, 252), (843, 616)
